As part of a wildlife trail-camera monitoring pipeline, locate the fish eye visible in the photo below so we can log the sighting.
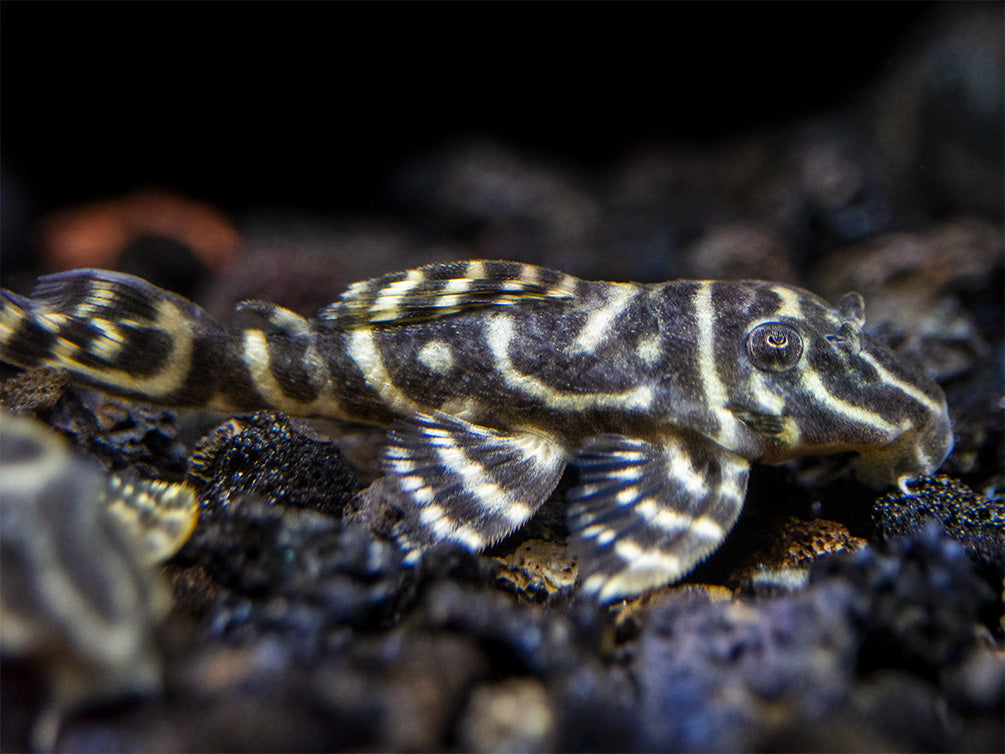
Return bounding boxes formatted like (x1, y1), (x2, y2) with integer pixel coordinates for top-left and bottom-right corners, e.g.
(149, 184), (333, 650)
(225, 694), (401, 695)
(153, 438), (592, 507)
(746, 322), (803, 372)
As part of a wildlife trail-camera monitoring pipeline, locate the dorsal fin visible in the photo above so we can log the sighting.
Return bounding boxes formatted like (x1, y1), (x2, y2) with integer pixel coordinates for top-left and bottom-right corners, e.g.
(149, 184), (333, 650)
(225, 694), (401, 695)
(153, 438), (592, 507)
(317, 260), (579, 329)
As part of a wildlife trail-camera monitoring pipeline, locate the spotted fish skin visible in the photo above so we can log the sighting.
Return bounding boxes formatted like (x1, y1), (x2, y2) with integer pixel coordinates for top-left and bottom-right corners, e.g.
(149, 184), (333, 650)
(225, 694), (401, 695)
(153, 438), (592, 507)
(0, 261), (954, 601)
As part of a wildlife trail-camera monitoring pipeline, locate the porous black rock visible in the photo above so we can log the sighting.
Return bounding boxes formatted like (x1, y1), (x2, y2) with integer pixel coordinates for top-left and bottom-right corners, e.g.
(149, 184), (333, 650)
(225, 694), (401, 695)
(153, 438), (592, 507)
(813, 523), (998, 675)
(412, 581), (580, 677)
(633, 586), (857, 751)
(1, 369), (189, 479)
(874, 474), (1004, 563)
(629, 528), (1001, 752)
(172, 494), (406, 649)
(189, 411), (360, 516)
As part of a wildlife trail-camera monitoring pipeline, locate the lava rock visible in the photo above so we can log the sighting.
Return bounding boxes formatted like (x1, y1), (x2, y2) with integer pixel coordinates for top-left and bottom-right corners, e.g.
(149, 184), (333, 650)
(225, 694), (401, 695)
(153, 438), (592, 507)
(173, 494), (406, 648)
(457, 677), (558, 753)
(413, 581), (580, 677)
(298, 632), (490, 752)
(874, 475), (1004, 562)
(630, 527), (1000, 752)
(633, 586), (856, 751)
(189, 411), (360, 516)
(492, 539), (578, 601)
(812, 525), (998, 676)
(730, 515), (867, 592)
(0, 365), (69, 413)
(1, 369), (189, 479)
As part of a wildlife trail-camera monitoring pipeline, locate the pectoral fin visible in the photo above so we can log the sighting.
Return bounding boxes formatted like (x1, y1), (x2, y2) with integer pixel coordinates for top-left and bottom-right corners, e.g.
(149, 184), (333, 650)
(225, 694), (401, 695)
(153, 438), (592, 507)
(568, 434), (749, 602)
(384, 412), (566, 554)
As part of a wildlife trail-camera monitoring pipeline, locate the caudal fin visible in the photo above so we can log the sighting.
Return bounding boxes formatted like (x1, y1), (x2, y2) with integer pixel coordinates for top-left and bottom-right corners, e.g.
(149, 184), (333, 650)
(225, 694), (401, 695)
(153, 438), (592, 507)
(0, 269), (229, 406)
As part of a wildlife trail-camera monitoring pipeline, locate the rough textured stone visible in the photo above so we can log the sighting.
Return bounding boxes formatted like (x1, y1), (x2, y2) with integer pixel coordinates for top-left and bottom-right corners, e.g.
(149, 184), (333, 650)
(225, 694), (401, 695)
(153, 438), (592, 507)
(875, 475), (1004, 562)
(189, 411), (360, 516)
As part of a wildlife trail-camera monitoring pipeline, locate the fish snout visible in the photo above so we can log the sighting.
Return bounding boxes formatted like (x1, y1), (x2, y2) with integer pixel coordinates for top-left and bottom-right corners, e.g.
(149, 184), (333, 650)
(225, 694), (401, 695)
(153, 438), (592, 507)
(854, 398), (954, 488)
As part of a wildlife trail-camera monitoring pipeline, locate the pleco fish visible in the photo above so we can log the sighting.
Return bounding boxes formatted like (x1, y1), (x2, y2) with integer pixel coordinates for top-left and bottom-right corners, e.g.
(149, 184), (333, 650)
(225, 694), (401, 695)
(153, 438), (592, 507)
(0, 261), (953, 601)
(0, 411), (197, 749)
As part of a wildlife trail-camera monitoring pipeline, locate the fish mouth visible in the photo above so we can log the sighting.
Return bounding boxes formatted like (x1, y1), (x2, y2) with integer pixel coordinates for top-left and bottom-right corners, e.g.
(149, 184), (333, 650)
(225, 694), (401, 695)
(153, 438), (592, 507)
(853, 406), (954, 488)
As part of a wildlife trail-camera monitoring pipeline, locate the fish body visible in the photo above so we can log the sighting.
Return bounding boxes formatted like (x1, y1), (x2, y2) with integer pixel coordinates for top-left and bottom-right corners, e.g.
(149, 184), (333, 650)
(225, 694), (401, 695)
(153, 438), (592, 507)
(0, 261), (953, 601)
(0, 411), (196, 749)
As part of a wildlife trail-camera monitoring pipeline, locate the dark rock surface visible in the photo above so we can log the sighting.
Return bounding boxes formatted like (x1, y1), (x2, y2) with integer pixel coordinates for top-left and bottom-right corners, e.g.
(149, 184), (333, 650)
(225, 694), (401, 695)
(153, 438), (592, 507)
(875, 476), (1004, 563)
(187, 411), (360, 517)
(1, 369), (189, 481)
(1, 5), (1002, 752)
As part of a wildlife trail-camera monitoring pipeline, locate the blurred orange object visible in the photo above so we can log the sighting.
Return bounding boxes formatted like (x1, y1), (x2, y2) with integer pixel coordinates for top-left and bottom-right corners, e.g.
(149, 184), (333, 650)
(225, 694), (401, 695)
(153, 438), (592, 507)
(40, 191), (240, 272)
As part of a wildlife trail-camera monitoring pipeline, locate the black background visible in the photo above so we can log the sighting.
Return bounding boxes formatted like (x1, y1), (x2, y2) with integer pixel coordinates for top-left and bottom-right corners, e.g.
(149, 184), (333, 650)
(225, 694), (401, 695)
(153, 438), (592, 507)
(2, 2), (933, 219)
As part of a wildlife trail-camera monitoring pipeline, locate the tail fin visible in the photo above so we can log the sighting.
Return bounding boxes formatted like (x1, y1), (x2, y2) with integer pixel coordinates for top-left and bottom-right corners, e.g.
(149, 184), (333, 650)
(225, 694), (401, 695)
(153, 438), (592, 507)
(0, 269), (230, 406)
